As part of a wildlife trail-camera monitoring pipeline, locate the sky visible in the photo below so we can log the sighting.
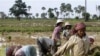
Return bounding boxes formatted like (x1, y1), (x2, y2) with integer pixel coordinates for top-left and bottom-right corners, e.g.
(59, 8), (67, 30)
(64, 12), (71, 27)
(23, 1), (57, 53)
(0, 0), (100, 17)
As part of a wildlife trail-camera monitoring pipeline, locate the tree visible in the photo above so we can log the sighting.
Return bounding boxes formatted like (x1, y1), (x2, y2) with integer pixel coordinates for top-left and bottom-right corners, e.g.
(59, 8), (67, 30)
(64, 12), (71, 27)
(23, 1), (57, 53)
(9, 0), (29, 20)
(82, 12), (90, 21)
(0, 12), (6, 19)
(92, 14), (98, 19)
(60, 3), (66, 13)
(48, 8), (55, 18)
(98, 5), (100, 17)
(42, 7), (46, 13)
(36, 13), (39, 18)
(28, 6), (31, 11)
(75, 16), (79, 19)
(54, 8), (57, 13)
(65, 3), (72, 18)
(60, 3), (66, 18)
(27, 6), (32, 19)
(74, 7), (78, 17)
(41, 13), (47, 18)
(60, 3), (72, 19)
(48, 12), (55, 18)
(66, 13), (69, 18)
(54, 7), (58, 18)
(41, 7), (47, 18)
(48, 8), (53, 13)
(74, 5), (85, 18)
(78, 5), (82, 17)
(80, 6), (85, 13)
(56, 11), (59, 19)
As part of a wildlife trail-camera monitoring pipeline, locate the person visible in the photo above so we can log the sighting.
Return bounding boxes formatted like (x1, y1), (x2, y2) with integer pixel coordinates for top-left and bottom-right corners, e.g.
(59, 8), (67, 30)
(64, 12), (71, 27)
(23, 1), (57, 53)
(62, 22), (72, 56)
(54, 22), (90, 56)
(52, 19), (64, 52)
(88, 36), (95, 45)
(6, 45), (17, 56)
(14, 45), (37, 56)
(62, 22), (72, 41)
(88, 36), (95, 55)
(37, 37), (54, 56)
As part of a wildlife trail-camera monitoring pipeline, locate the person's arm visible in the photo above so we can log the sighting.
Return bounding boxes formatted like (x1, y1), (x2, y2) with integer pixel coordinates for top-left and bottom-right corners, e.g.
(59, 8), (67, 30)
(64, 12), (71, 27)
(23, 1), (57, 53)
(54, 36), (76, 56)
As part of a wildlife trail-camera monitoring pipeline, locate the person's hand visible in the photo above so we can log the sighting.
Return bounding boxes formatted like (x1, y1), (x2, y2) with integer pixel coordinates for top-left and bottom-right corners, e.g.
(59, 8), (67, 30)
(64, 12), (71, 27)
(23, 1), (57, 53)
(53, 50), (61, 56)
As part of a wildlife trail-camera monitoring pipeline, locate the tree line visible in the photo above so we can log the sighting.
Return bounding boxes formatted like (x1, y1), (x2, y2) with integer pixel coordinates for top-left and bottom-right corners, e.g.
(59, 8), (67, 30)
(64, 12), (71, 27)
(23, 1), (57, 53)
(0, 0), (100, 21)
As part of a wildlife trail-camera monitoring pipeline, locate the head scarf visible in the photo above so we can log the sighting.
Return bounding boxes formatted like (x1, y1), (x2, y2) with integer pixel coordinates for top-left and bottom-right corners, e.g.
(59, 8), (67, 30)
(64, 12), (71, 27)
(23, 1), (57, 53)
(70, 22), (86, 35)
(75, 22), (86, 31)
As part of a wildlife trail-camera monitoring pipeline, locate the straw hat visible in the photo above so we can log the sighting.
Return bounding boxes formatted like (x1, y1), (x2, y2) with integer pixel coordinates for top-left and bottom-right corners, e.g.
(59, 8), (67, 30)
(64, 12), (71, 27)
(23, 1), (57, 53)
(56, 19), (64, 24)
(65, 22), (71, 26)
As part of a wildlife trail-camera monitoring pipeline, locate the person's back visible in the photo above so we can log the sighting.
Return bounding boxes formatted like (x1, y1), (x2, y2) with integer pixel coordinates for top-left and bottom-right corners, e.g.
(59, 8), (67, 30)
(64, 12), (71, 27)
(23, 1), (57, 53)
(37, 37), (54, 56)
(38, 37), (54, 48)
(15, 45), (37, 56)
(15, 48), (25, 56)
(21, 45), (37, 56)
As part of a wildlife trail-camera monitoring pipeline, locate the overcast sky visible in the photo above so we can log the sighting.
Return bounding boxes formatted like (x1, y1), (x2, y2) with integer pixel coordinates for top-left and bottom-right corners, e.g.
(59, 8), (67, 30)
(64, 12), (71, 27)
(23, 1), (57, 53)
(0, 0), (100, 17)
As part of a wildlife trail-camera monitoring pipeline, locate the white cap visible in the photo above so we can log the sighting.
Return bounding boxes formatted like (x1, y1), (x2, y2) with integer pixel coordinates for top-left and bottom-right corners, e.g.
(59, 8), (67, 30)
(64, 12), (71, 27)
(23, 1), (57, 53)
(65, 22), (71, 26)
(56, 19), (63, 24)
(88, 36), (95, 44)
(88, 35), (95, 40)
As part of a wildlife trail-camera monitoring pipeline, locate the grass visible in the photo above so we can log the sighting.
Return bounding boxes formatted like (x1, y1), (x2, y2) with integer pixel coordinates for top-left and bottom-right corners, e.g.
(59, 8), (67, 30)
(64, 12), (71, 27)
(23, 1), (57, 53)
(0, 26), (100, 32)
(0, 47), (5, 56)
(0, 19), (100, 32)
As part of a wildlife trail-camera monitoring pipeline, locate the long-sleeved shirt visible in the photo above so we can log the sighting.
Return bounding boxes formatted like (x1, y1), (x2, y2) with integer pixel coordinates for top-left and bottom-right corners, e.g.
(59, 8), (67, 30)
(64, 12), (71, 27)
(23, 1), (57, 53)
(38, 37), (54, 49)
(54, 35), (90, 56)
(62, 29), (70, 39)
(37, 37), (54, 55)
(52, 26), (62, 40)
(15, 49), (25, 56)
(15, 45), (37, 56)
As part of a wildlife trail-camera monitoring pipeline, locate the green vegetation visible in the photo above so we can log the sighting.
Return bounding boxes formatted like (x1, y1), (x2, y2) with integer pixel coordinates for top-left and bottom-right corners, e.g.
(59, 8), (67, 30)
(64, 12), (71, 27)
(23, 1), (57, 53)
(9, 0), (30, 20)
(0, 47), (5, 56)
(0, 19), (100, 32)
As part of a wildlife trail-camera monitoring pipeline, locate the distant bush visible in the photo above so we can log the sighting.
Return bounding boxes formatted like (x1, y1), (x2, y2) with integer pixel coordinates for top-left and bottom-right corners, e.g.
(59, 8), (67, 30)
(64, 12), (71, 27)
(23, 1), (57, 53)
(75, 16), (79, 19)
(6, 36), (12, 42)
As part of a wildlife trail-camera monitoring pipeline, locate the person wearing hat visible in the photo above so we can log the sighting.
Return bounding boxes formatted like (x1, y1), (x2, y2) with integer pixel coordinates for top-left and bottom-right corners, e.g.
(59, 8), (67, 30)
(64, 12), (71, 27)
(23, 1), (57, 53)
(87, 36), (95, 55)
(88, 36), (95, 45)
(54, 22), (90, 56)
(62, 22), (72, 56)
(52, 19), (64, 53)
(62, 22), (72, 41)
